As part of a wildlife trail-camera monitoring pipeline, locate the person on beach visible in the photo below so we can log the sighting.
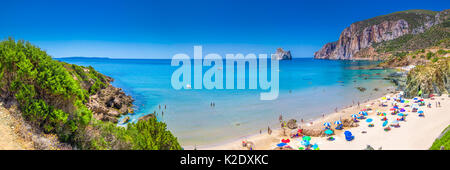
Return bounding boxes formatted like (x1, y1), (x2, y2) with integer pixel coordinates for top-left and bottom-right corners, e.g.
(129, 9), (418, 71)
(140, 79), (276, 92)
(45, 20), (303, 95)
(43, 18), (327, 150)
(358, 101), (360, 108)
(438, 101), (441, 107)
(165, 104), (166, 109)
(279, 114), (283, 122)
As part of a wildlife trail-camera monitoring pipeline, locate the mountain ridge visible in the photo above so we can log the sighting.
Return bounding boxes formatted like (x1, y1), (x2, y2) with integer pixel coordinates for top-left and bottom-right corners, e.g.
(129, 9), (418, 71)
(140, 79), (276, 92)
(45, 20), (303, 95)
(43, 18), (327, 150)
(314, 9), (449, 60)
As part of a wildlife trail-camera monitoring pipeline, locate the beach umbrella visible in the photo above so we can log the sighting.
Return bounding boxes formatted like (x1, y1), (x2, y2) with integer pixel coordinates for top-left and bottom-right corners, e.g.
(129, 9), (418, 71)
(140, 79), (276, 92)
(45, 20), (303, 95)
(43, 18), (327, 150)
(323, 122), (331, 127)
(394, 106), (399, 109)
(277, 143), (287, 147)
(379, 113), (386, 116)
(381, 97), (387, 100)
(398, 113), (405, 116)
(418, 110), (424, 113)
(281, 139), (290, 143)
(312, 144), (318, 150)
(382, 120), (388, 127)
(400, 108), (406, 112)
(334, 120), (342, 125)
(351, 114), (358, 118)
(302, 136), (311, 141)
(324, 130), (333, 135)
(390, 108), (396, 111)
(301, 140), (310, 146)
(358, 111), (367, 116)
(366, 118), (373, 123)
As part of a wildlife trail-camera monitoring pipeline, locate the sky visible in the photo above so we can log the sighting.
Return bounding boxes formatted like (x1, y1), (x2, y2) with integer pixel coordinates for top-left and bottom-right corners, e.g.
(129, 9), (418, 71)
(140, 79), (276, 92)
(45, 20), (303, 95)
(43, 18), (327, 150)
(1, 0), (449, 59)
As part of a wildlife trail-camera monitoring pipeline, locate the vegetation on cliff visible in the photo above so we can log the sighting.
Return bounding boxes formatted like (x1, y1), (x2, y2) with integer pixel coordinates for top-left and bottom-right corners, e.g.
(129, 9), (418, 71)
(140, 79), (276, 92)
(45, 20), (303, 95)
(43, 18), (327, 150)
(0, 38), (181, 150)
(404, 57), (450, 98)
(373, 20), (450, 54)
(430, 125), (450, 150)
(354, 9), (438, 34)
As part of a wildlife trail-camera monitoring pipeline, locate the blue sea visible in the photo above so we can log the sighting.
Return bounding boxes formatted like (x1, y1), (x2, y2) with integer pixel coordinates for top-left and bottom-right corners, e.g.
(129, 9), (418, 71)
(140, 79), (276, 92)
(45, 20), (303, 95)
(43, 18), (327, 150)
(56, 58), (394, 147)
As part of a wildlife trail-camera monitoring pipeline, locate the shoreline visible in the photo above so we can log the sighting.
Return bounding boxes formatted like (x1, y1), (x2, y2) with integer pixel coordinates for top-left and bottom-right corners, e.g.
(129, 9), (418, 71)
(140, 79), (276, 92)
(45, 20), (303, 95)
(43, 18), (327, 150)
(199, 91), (450, 150)
(181, 87), (394, 150)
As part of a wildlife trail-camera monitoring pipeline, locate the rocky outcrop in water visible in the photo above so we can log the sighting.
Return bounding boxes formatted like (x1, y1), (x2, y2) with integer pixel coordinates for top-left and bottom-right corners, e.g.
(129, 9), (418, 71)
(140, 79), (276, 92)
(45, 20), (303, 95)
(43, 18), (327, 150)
(314, 10), (446, 60)
(273, 48), (292, 60)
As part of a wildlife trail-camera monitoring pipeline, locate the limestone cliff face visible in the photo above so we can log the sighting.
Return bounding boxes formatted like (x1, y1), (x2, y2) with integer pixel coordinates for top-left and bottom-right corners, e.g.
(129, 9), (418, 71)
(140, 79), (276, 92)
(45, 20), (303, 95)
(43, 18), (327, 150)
(314, 10), (445, 60)
(274, 48), (292, 60)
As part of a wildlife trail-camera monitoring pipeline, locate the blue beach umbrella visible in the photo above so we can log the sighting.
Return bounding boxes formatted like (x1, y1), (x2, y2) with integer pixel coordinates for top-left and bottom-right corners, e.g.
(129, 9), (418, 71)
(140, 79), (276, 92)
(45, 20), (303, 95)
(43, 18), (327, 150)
(334, 120), (342, 125)
(359, 111), (368, 116)
(418, 110), (424, 113)
(277, 143), (287, 147)
(312, 144), (318, 150)
(351, 114), (358, 118)
(382, 120), (388, 127)
(323, 122), (331, 127)
(400, 108), (406, 112)
(301, 140), (310, 146)
(393, 106), (399, 109)
(366, 118), (373, 123)
(398, 113), (405, 116)
(324, 130), (333, 135)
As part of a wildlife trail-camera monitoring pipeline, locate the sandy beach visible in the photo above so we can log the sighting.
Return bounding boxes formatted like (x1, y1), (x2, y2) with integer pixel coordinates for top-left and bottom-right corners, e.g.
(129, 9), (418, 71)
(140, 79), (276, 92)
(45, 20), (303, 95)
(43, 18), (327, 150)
(201, 92), (450, 150)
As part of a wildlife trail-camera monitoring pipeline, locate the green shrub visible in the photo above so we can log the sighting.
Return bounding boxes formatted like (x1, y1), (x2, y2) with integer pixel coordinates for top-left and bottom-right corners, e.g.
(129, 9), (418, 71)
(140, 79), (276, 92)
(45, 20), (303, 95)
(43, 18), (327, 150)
(430, 126), (450, 150)
(0, 38), (181, 150)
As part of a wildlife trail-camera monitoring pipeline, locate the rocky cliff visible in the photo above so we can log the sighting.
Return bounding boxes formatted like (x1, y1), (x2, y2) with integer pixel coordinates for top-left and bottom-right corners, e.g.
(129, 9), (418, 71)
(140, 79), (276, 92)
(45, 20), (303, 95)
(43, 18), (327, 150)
(314, 9), (448, 60)
(86, 77), (134, 123)
(274, 48), (292, 60)
(65, 64), (134, 123)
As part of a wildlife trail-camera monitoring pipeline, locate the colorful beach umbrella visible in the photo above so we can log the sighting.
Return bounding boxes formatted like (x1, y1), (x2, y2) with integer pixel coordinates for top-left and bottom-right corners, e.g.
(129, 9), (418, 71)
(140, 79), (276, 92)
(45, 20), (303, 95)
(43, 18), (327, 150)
(366, 118), (373, 123)
(382, 120), (388, 127)
(301, 140), (310, 146)
(379, 113), (386, 116)
(351, 114), (358, 118)
(334, 120), (342, 125)
(359, 111), (368, 116)
(281, 139), (290, 143)
(398, 113), (405, 116)
(302, 136), (311, 141)
(277, 143), (287, 147)
(323, 122), (331, 127)
(324, 130), (333, 135)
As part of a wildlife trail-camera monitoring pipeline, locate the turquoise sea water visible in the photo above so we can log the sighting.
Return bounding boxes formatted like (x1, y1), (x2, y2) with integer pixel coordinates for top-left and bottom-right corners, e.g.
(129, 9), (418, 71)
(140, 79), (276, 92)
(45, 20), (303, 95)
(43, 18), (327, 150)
(56, 58), (394, 147)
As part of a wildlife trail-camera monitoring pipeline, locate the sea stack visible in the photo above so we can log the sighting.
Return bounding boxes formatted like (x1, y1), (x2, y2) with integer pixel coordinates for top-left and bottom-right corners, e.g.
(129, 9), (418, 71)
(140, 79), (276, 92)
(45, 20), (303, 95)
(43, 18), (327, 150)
(274, 48), (292, 60)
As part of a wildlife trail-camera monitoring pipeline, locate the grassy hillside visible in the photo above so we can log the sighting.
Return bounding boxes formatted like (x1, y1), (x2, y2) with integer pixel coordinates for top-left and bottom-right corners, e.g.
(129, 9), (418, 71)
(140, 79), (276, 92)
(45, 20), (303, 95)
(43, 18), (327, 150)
(0, 38), (181, 150)
(430, 125), (450, 150)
